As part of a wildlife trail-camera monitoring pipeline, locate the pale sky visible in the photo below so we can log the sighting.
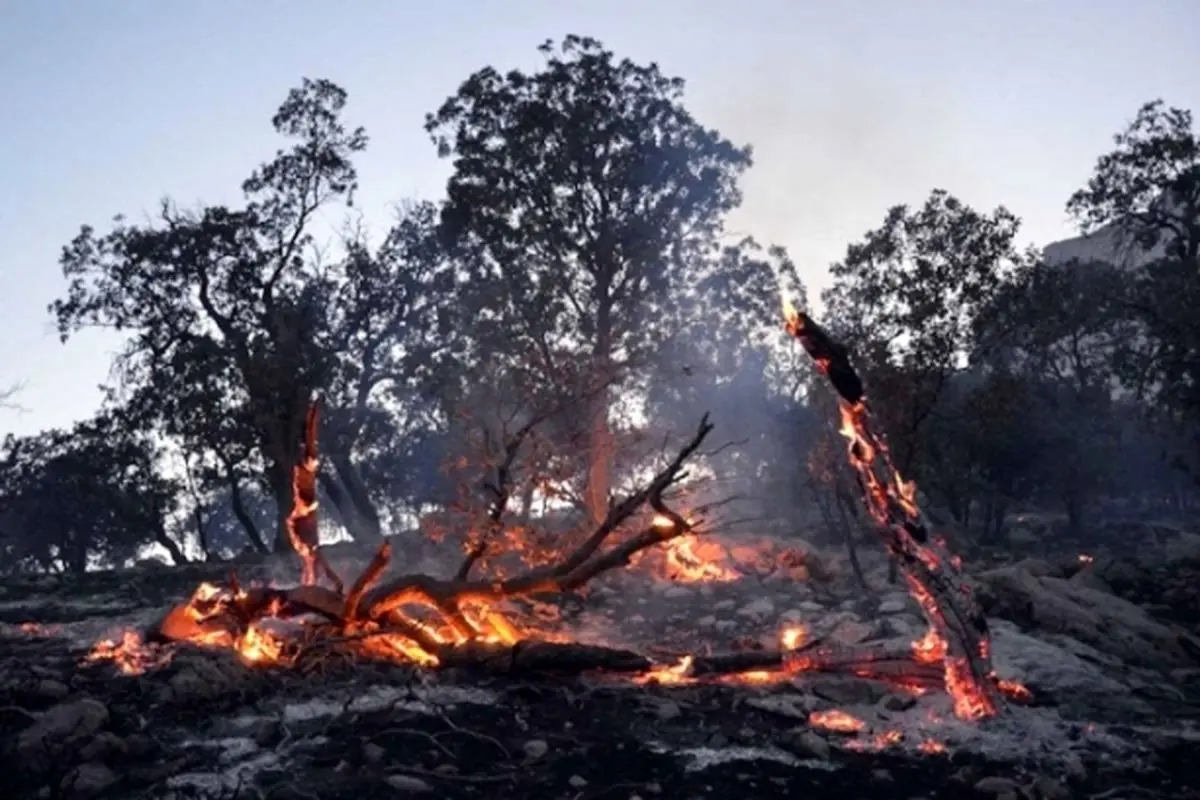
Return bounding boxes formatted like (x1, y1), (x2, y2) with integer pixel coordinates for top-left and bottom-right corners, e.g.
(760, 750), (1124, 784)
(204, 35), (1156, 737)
(1, 0), (1196, 438)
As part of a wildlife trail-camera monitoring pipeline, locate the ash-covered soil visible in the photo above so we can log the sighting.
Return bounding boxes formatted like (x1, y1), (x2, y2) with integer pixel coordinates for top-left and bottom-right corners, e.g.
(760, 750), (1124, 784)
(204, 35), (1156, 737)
(3, 530), (1200, 800)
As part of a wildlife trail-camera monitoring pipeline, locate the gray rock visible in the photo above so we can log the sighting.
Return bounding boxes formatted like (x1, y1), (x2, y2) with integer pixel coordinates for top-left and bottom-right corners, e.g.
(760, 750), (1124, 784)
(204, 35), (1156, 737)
(61, 763), (116, 798)
(1032, 776), (1070, 799)
(77, 732), (126, 762)
(973, 776), (1021, 796)
(653, 700), (682, 721)
(385, 774), (433, 792)
(782, 728), (831, 760)
(33, 679), (70, 701)
(737, 598), (775, 619)
(523, 739), (549, 760)
(746, 692), (818, 719)
(18, 698), (109, 775)
(829, 619), (875, 646)
(363, 742), (386, 764)
(811, 678), (882, 706)
(568, 775), (588, 789)
(881, 693), (916, 712)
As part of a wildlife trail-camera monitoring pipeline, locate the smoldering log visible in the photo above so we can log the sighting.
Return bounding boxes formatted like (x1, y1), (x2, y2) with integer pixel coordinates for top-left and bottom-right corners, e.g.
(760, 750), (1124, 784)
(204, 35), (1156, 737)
(689, 651), (786, 676)
(437, 641), (652, 674)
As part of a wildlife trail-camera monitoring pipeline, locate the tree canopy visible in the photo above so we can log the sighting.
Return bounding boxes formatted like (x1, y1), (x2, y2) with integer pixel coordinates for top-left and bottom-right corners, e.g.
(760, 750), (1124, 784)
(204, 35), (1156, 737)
(2, 38), (1196, 574)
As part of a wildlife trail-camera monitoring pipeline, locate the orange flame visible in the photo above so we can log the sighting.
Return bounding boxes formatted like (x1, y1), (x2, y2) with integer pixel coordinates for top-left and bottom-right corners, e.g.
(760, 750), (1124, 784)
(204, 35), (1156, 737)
(809, 709), (866, 734)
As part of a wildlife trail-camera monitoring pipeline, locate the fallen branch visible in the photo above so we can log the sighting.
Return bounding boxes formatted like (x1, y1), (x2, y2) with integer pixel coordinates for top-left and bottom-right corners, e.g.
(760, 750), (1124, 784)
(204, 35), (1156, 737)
(151, 411), (716, 673)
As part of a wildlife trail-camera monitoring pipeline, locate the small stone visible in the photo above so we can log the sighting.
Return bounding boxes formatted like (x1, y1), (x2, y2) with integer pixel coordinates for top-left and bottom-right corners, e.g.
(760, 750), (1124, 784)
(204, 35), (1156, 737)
(797, 601), (824, 612)
(1032, 776), (1069, 799)
(18, 698), (110, 775)
(878, 598), (907, 614)
(654, 700), (682, 721)
(829, 619), (875, 645)
(714, 620), (738, 633)
(1061, 755), (1086, 781)
(871, 768), (893, 783)
(696, 615), (717, 628)
(61, 763), (116, 798)
(811, 678), (881, 706)
(881, 694), (916, 712)
(34, 679), (70, 701)
(385, 774), (433, 792)
(783, 729), (830, 760)
(974, 776), (1021, 796)
(738, 598), (775, 619)
(523, 739), (549, 760)
(713, 600), (736, 612)
(122, 734), (155, 758)
(362, 742), (386, 764)
(252, 719), (280, 747)
(568, 775), (588, 789)
(663, 586), (693, 600)
(78, 732), (126, 762)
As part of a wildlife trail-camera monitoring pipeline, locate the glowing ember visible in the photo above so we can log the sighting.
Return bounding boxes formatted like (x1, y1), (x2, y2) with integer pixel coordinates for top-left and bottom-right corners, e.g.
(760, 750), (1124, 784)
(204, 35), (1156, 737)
(236, 622), (286, 665)
(660, 535), (741, 583)
(637, 655), (696, 685)
(780, 624), (808, 651)
(809, 709), (866, 734)
(86, 631), (172, 676)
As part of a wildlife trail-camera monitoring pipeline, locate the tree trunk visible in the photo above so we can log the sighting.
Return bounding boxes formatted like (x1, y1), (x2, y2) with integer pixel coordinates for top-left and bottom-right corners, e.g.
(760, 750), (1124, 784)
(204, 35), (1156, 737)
(153, 522), (189, 565)
(318, 465), (384, 543)
(332, 454), (384, 541)
(228, 475), (269, 553)
(833, 481), (871, 591)
(584, 396), (613, 526)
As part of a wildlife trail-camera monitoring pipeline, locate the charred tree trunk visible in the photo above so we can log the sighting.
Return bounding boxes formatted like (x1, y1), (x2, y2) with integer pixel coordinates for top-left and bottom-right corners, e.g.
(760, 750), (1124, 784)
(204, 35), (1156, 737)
(153, 521), (189, 566)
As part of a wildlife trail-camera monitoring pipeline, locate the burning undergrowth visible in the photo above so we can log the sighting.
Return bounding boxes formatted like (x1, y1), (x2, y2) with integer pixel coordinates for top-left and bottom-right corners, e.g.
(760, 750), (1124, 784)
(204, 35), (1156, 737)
(4, 309), (1200, 799)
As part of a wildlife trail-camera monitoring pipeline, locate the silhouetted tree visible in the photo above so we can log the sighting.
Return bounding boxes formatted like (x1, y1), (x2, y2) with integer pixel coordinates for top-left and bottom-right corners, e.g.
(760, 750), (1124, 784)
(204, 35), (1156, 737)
(0, 414), (184, 574)
(427, 35), (799, 524)
(52, 80), (457, 551)
(1066, 99), (1200, 484)
(822, 189), (1025, 513)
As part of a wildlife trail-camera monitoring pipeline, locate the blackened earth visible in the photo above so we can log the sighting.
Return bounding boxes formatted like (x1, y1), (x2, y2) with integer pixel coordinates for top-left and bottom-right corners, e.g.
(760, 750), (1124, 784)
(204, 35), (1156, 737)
(2, 532), (1200, 800)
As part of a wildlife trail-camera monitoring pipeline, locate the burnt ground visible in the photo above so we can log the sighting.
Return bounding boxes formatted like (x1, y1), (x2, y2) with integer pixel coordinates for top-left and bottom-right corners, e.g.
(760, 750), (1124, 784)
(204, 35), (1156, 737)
(3, 532), (1200, 800)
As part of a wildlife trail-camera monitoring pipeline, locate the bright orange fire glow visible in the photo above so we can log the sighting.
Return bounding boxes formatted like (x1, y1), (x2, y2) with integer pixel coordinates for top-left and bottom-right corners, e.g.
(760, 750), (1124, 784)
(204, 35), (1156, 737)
(85, 631), (172, 675)
(780, 624), (808, 651)
(809, 709), (866, 734)
(636, 655), (696, 685)
(659, 536), (741, 583)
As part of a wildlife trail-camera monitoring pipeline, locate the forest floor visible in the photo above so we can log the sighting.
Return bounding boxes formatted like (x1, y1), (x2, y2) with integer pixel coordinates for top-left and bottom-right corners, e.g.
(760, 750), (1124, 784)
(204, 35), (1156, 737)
(3, 519), (1200, 800)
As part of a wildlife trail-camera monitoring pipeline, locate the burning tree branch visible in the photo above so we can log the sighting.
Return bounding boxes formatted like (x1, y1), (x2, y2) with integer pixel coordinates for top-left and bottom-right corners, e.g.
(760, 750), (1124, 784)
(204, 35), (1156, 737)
(145, 409), (716, 673)
(783, 301), (1007, 719)
(285, 403), (343, 593)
